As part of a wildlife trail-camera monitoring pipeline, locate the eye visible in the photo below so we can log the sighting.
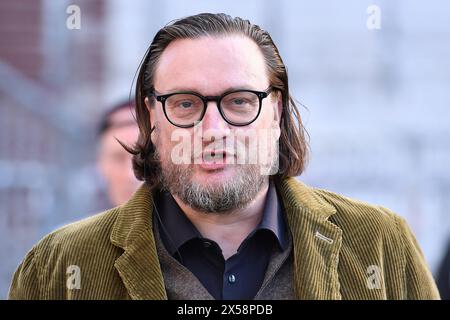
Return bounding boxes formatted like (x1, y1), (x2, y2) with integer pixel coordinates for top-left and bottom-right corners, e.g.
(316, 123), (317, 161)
(232, 98), (246, 105)
(178, 101), (193, 109)
(224, 96), (250, 106)
(222, 91), (258, 108)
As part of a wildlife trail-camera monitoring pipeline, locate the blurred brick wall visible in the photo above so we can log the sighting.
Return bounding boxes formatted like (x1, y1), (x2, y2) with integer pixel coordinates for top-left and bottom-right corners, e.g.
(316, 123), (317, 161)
(0, 0), (43, 80)
(0, 0), (108, 299)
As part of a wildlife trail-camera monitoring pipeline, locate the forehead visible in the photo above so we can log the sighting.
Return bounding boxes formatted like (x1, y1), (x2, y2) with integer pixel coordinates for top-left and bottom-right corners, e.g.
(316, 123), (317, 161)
(154, 35), (269, 94)
(108, 107), (134, 124)
(101, 124), (139, 148)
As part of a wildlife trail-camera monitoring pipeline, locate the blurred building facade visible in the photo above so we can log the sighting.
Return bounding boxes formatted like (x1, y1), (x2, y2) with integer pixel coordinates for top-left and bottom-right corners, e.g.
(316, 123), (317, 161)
(0, 0), (109, 298)
(0, 0), (449, 299)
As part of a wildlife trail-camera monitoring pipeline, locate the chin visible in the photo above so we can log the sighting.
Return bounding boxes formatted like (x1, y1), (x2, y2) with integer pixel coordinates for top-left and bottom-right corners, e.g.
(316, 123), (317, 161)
(193, 165), (236, 184)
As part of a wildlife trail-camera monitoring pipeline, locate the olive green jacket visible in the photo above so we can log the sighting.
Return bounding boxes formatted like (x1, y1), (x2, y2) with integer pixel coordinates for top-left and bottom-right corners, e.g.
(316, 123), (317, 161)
(8, 178), (440, 299)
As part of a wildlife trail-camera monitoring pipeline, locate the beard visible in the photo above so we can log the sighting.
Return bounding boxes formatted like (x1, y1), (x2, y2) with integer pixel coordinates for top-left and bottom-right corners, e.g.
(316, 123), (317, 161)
(152, 124), (279, 214)
(155, 152), (279, 214)
(159, 158), (266, 213)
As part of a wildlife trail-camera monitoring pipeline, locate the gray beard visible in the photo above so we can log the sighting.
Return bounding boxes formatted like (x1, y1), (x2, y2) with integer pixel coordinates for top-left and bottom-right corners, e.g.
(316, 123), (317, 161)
(156, 150), (268, 213)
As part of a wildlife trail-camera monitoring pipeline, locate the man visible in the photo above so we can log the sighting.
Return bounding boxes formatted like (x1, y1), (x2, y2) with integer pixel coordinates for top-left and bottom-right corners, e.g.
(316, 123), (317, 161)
(9, 13), (439, 300)
(97, 101), (141, 208)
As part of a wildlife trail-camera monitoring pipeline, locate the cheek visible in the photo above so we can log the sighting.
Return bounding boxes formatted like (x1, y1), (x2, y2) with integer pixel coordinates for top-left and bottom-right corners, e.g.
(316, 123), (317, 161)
(154, 123), (179, 159)
(236, 106), (280, 158)
(257, 101), (277, 126)
(151, 107), (169, 145)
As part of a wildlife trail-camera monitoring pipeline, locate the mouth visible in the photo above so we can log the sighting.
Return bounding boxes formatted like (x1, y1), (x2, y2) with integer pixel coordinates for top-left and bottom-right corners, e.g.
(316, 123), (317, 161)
(197, 151), (232, 171)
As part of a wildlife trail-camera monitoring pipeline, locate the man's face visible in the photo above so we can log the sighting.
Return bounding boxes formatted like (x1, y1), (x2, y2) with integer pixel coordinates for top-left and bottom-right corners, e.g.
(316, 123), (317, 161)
(98, 109), (140, 206)
(147, 35), (282, 212)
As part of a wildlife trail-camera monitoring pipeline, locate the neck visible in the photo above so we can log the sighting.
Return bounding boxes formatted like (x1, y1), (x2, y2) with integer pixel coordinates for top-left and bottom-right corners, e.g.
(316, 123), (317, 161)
(172, 179), (270, 260)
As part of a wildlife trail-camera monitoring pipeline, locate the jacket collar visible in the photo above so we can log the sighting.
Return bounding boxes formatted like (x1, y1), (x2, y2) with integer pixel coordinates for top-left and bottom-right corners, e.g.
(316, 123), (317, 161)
(110, 183), (167, 299)
(276, 177), (343, 299)
(110, 177), (342, 300)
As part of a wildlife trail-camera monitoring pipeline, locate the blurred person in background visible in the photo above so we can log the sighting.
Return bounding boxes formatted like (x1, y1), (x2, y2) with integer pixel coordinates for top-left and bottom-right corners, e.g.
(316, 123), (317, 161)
(97, 100), (141, 207)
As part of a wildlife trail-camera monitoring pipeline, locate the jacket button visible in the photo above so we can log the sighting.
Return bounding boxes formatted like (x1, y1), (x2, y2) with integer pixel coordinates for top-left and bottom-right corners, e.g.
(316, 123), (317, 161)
(228, 274), (236, 284)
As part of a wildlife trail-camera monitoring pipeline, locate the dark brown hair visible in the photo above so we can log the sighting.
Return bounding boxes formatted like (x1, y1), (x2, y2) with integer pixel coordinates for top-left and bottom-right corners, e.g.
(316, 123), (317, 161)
(125, 13), (309, 189)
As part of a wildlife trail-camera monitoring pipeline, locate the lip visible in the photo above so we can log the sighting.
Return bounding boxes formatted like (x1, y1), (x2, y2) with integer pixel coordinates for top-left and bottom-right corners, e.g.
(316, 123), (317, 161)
(196, 151), (232, 171)
(198, 162), (227, 171)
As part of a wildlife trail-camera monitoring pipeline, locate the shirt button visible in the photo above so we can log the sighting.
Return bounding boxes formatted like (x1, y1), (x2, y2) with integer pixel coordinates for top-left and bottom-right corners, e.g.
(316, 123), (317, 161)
(203, 241), (212, 248)
(228, 274), (236, 284)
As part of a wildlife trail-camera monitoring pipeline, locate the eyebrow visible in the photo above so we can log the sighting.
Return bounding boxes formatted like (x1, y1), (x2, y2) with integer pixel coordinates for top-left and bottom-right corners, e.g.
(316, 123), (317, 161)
(154, 85), (260, 96)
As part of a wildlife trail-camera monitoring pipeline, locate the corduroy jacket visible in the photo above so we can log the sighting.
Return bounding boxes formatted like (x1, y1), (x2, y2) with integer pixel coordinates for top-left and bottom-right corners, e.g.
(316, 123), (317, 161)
(8, 177), (440, 299)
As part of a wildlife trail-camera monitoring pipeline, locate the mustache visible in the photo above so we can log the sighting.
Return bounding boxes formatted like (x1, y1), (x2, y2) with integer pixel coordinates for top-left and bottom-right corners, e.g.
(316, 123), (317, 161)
(192, 140), (246, 161)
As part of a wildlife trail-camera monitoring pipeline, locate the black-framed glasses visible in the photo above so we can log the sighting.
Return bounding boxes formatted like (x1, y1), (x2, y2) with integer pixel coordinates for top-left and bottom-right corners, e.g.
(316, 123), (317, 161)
(148, 87), (273, 128)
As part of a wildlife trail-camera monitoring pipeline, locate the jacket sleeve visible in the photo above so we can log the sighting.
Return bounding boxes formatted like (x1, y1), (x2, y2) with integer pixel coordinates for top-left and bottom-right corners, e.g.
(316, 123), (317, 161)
(396, 216), (440, 300)
(8, 246), (41, 300)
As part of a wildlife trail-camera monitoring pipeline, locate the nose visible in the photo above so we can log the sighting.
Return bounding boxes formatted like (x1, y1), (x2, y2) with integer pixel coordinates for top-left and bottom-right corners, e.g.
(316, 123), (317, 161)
(199, 101), (230, 139)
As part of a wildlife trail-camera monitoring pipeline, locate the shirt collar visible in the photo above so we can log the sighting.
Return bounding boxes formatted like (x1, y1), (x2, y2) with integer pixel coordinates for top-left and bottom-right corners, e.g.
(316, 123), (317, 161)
(257, 180), (288, 251)
(153, 190), (202, 256)
(154, 180), (288, 256)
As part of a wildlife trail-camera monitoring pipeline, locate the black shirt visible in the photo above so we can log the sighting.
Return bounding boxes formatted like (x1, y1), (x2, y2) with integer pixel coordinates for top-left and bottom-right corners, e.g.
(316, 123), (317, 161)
(153, 181), (288, 300)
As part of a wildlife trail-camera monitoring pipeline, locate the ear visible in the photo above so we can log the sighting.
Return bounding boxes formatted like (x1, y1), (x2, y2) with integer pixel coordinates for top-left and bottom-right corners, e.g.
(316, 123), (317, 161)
(145, 96), (156, 124)
(144, 97), (157, 145)
(144, 96), (153, 113)
(273, 91), (283, 124)
(271, 92), (282, 140)
(96, 143), (110, 181)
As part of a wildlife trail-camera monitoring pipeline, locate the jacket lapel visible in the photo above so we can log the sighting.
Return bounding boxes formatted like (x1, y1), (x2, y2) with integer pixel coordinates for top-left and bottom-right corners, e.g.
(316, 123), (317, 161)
(110, 184), (167, 300)
(276, 177), (343, 299)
